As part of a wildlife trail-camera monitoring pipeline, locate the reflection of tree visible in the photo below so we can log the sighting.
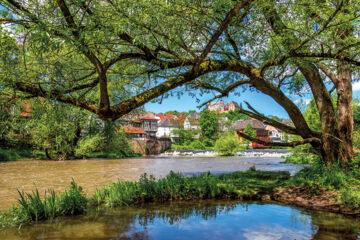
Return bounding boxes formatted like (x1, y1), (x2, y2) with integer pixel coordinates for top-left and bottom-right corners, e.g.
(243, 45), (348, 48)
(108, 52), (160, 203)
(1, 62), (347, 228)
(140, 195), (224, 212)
(310, 211), (360, 240)
(89, 200), (239, 239)
(135, 201), (238, 226)
(8, 201), (360, 239)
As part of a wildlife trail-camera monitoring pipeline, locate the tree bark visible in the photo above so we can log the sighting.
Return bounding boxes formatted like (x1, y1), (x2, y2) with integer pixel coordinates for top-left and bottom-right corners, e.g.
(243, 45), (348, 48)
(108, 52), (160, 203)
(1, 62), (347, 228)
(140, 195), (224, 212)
(337, 62), (354, 162)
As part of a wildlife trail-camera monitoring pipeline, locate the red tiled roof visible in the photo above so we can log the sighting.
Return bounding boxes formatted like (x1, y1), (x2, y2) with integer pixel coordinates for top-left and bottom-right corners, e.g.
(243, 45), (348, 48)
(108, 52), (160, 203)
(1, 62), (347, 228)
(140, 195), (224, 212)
(120, 126), (147, 134)
(155, 114), (175, 121)
(140, 117), (158, 120)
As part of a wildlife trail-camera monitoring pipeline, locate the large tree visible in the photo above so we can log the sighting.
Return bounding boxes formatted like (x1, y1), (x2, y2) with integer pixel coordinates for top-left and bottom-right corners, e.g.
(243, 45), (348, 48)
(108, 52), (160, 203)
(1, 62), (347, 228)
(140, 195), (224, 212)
(0, 0), (359, 164)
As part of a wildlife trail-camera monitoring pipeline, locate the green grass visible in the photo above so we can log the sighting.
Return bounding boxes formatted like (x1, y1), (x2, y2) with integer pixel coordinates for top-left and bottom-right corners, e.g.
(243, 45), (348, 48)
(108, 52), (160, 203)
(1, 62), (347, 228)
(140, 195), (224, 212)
(281, 154), (320, 164)
(2, 159), (360, 229)
(0, 180), (87, 228)
(87, 151), (142, 159)
(0, 169), (288, 228)
(89, 168), (290, 208)
(0, 148), (46, 162)
(285, 158), (360, 208)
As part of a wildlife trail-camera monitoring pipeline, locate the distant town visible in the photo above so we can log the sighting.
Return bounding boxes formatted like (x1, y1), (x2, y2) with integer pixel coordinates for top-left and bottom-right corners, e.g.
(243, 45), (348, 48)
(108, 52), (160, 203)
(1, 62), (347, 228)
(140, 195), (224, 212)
(116, 100), (293, 154)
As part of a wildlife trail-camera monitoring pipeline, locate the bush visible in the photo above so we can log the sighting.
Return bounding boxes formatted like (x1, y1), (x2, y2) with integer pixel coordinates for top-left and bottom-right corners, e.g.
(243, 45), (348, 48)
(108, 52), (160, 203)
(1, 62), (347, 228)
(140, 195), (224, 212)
(0, 148), (34, 162)
(188, 140), (206, 150)
(74, 134), (104, 158)
(214, 132), (243, 156)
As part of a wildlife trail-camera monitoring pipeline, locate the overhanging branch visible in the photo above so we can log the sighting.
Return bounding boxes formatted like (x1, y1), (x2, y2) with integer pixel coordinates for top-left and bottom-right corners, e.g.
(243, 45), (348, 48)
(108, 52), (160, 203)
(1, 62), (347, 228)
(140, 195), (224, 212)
(236, 131), (321, 147)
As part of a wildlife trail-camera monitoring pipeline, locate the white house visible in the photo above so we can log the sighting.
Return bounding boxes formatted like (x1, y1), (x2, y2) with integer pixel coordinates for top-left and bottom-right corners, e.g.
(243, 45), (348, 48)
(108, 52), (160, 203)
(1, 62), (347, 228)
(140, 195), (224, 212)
(265, 125), (284, 142)
(184, 112), (200, 130)
(156, 118), (181, 141)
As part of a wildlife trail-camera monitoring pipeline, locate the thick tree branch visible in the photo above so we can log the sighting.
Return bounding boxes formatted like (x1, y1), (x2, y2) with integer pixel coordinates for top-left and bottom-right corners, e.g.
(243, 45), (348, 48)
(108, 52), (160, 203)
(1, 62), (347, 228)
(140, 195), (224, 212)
(193, 79), (251, 108)
(317, 63), (339, 86)
(56, 0), (110, 110)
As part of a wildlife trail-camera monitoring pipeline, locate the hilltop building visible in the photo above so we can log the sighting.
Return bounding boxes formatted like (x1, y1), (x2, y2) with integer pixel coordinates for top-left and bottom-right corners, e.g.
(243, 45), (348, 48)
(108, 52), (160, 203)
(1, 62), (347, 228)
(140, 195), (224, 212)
(206, 100), (240, 113)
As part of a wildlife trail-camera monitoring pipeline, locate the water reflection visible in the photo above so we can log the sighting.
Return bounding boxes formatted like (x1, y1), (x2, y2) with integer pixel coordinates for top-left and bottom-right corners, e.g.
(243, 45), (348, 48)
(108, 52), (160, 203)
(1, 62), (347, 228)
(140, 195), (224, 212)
(1, 200), (359, 240)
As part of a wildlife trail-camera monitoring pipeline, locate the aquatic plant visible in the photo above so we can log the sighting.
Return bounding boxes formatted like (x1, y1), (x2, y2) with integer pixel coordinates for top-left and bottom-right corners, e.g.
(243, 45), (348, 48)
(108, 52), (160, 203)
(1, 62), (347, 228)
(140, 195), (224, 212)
(89, 170), (290, 208)
(0, 180), (87, 228)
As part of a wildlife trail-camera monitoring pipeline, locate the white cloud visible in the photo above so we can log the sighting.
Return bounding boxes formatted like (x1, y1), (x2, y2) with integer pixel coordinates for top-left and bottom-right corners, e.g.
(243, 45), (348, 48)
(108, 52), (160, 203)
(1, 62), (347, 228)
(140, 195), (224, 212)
(353, 82), (360, 91)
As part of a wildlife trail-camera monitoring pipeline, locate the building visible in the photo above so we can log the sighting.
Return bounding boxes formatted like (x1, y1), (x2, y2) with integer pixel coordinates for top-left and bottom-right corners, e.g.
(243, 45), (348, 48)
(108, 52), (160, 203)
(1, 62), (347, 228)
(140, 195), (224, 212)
(232, 118), (271, 149)
(265, 125), (284, 143)
(156, 118), (182, 141)
(139, 116), (158, 137)
(184, 112), (200, 130)
(206, 100), (240, 113)
(118, 114), (159, 138)
(119, 126), (147, 139)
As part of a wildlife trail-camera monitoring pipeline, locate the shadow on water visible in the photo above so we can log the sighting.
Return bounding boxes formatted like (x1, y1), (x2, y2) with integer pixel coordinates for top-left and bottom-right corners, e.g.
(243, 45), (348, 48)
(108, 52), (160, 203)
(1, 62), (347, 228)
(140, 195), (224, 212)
(1, 200), (360, 240)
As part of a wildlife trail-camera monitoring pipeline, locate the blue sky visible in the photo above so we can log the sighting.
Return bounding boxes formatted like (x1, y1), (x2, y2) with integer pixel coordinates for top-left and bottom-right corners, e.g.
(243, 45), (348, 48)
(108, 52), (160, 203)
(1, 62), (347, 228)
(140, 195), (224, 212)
(145, 83), (360, 118)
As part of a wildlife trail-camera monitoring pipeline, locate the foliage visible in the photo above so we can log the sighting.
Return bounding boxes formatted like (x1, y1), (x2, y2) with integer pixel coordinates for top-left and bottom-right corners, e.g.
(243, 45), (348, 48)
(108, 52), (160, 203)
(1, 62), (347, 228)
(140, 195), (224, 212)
(56, 180), (88, 216)
(90, 170), (290, 208)
(1, 0), (359, 165)
(23, 100), (99, 160)
(281, 154), (320, 164)
(74, 135), (104, 158)
(286, 159), (360, 209)
(188, 140), (207, 150)
(354, 130), (360, 150)
(0, 148), (31, 162)
(99, 121), (136, 158)
(0, 181), (87, 227)
(223, 109), (250, 122)
(243, 123), (256, 145)
(214, 131), (243, 156)
(199, 110), (218, 144)
(354, 99), (360, 131)
(172, 128), (197, 145)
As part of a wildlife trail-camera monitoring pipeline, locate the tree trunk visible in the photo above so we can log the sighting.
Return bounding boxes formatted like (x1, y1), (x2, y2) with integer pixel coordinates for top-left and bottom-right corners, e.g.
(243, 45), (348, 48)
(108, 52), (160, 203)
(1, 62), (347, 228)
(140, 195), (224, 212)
(337, 62), (354, 162)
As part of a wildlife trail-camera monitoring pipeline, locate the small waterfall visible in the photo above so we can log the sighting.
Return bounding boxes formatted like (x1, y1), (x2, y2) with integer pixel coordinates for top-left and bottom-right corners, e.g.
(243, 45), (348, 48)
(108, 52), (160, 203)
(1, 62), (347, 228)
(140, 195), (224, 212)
(160, 149), (291, 157)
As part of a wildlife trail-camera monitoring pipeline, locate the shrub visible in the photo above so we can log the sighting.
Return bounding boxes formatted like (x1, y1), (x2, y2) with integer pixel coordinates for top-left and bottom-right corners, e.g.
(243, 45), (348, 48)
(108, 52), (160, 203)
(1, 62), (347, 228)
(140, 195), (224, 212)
(188, 140), (206, 150)
(74, 134), (104, 158)
(214, 132), (243, 156)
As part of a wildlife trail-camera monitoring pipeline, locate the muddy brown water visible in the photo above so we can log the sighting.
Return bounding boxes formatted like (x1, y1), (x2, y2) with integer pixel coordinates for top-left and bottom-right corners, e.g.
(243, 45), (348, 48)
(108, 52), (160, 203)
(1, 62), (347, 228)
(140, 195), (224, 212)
(0, 156), (302, 210)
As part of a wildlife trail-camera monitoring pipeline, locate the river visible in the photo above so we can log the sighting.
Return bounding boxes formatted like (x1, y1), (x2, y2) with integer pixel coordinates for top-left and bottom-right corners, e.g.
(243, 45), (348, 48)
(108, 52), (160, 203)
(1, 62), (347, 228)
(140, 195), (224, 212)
(1, 154), (359, 239)
(1, 200), (359, 239)
(0, 154), (302, 210)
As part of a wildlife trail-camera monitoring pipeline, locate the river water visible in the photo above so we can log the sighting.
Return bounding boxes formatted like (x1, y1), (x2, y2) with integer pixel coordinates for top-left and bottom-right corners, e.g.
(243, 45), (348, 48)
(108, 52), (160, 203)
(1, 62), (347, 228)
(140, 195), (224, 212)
(0, 155), (302, 210)
(1, 200), (359, 240)
(1, 155), (359, 239)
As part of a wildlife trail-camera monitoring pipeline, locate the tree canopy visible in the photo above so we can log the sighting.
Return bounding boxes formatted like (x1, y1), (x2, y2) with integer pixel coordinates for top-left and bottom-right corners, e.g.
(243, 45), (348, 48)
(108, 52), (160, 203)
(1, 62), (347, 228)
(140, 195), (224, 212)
(1, 0), (360, 163)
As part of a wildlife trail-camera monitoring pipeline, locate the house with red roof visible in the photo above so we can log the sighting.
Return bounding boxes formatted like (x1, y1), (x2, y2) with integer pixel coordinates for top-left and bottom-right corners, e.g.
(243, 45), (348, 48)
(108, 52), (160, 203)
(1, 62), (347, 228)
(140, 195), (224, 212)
(232, 118), (271, 149)
(119, 126), (147, 139)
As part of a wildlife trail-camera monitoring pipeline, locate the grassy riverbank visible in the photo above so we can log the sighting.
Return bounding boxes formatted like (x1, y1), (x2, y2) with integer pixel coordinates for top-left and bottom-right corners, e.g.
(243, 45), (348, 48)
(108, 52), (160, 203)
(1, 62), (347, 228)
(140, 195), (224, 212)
(0, 168), (289, 228)
(0, 148), (46, 162)
(2, 159), (360, 228)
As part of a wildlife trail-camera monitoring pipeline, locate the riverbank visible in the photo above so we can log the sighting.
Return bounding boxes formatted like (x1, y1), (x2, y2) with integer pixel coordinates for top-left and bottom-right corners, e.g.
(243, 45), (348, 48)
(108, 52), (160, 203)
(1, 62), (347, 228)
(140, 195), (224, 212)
(1, 161), (360, 228)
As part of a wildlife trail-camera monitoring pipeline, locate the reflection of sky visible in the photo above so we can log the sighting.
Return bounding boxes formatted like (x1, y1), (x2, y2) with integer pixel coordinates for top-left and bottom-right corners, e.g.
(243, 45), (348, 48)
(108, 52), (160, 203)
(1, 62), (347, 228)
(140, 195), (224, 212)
(132, 203), (315, 240)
